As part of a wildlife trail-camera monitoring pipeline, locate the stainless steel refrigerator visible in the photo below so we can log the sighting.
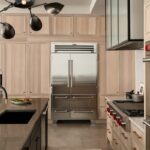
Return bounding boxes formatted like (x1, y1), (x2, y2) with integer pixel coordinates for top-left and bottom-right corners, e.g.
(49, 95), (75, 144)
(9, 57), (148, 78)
(51, 42), (98, 122)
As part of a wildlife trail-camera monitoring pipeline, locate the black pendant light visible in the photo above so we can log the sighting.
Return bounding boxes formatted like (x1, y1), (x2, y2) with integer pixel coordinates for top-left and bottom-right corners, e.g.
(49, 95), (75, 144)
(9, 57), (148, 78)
(44, 2), (64, 15)
(0, 0), (64, 39)
(14, 0), (35, 8)
(0, 23), (15, 39)
(29, 8), (42, 31)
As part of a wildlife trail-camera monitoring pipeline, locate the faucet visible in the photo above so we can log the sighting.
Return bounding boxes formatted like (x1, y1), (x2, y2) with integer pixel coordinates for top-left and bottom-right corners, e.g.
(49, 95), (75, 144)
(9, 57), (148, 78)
(0, 86), (8, 99)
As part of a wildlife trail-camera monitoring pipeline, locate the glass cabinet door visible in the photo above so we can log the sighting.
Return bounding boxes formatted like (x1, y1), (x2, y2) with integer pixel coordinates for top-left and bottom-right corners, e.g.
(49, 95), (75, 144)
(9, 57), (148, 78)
(119, 0), (128, 43)
(112, 0), (119, 47)
(106, 0), (111, 49)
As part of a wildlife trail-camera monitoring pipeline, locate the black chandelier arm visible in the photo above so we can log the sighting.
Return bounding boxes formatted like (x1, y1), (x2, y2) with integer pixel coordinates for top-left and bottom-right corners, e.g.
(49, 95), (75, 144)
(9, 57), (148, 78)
(4, 0), (13, 4)
(0, 3), (14, 13)
(30, 3), (46, 9)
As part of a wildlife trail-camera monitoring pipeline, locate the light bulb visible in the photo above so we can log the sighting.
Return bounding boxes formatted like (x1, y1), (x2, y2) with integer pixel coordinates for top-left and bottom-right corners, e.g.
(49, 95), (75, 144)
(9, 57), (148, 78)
(21, 0), (27, 5)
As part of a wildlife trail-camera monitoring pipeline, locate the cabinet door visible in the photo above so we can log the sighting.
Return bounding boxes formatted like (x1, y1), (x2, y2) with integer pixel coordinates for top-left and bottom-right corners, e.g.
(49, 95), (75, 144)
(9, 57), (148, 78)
(52, 16), (73, 36)
(3, 14), (27, 35)
(4, 43), (26, 97)
(106, 51), (119, 95)
(119, 51), (135, 94)
(106, 0), (111, 48)
(119, 0), (128, 43)
(112, 0), (119, 46)
(76, 16), (98, 36)
(28, 43), (50, 97)
(145, 3), (150, 40)
(29, 15), (50, 35)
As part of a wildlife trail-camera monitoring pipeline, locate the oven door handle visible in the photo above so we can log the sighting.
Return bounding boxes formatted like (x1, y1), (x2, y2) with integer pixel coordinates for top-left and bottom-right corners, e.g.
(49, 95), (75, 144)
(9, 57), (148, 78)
(143, 58), (150, 62)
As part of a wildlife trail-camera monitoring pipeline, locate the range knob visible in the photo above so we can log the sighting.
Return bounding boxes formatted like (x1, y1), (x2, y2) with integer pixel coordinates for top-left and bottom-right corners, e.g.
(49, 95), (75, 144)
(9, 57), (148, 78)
(121, 121), (126, 126)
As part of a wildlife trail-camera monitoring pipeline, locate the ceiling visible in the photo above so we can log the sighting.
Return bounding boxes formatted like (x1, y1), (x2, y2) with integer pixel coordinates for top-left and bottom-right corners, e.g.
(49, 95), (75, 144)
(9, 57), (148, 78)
(0, 0), (105, 15)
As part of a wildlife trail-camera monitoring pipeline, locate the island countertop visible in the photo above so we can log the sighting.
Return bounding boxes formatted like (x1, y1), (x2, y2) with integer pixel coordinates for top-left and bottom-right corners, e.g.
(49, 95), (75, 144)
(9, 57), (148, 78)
(0, 98), (49, 150)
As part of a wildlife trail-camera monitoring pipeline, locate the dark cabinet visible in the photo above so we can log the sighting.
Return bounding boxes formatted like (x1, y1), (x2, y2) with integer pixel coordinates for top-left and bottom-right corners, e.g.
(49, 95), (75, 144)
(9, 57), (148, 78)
(22, 104), (48, 150)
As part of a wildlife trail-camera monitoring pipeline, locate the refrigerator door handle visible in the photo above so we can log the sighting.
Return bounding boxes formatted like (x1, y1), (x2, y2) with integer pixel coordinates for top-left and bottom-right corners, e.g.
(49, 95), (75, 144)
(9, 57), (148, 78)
(70, 60), (73, 87)
(68, 60), (70, 87)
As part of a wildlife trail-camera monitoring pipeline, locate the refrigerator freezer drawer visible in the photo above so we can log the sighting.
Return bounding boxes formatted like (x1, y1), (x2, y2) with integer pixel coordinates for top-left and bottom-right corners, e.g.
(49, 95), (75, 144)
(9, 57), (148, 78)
(51, 95), (69, 109)
(70, 95), (97, 108)
(71, 110), (97, 120)
(52, 109), (70, 120)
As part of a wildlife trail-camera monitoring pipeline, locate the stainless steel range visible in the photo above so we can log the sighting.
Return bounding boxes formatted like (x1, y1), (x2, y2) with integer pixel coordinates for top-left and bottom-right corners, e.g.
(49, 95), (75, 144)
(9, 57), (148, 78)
(107, 100), (144, 131)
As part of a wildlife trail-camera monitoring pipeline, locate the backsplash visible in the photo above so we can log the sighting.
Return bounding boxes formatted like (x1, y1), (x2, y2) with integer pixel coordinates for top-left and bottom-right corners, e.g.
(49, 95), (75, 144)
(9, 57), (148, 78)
(135, 50), (144, 93)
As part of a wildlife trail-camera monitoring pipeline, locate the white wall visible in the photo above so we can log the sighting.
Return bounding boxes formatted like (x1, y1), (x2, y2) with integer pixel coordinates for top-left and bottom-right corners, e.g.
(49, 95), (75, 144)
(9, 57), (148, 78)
(135, 50), (144, 92)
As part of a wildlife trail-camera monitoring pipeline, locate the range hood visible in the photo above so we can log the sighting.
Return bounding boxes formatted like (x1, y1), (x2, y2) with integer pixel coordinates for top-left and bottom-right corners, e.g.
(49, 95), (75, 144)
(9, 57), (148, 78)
(106, 0), (144, 50)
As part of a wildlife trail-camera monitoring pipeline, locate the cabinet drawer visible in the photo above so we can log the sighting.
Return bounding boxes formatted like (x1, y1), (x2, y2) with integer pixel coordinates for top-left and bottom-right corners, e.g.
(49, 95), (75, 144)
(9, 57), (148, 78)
(70, 96), (96, 108)
(52, 109), (70, 120)
(52, 95), (69, 108)
(131, 123), (144, 150)
(71, 110), (96, 120)
(119, 127), (131, 150)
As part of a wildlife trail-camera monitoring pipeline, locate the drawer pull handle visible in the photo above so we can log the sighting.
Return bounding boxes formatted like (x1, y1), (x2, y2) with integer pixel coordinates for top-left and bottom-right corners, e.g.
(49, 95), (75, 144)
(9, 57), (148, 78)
(54, 110), (68, 113)
(133, 148), (137, 150)
(55, 96), (68, 99)
(133, 131), (142, 139)
(121, 133), (128, 139)
(72, 110), (94, 113)
(72, 96), (94, 99)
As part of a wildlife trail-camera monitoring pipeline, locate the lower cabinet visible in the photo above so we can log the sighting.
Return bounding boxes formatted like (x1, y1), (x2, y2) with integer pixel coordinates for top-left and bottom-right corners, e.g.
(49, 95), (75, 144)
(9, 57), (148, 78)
(107, 109), (144, 150)
(22, 106), (49, 150)
(22, 119), (41, 150)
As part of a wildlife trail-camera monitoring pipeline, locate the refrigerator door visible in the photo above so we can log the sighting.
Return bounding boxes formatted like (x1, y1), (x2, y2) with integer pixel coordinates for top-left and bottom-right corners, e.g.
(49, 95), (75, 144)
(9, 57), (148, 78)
(70, 53), (97, 94)
(51, 53), (71, 94)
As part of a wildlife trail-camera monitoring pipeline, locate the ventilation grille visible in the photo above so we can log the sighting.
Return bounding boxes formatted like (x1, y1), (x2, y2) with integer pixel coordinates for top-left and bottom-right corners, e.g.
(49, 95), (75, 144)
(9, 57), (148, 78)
(54, 44), (96, 53)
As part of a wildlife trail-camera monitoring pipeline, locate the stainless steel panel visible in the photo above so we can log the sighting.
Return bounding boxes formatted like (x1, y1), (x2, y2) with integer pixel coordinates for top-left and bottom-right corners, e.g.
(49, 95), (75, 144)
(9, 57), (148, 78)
(71, 53), (97, 85)
(70, 95), (97, 109)
(52, 85), (70, 95)
(52, 109), (70, 121)
(51, 95), (70, 109)
(71, 109), (96, 120)
(71, 84), (97, 95)
(51, 53), (70, 86)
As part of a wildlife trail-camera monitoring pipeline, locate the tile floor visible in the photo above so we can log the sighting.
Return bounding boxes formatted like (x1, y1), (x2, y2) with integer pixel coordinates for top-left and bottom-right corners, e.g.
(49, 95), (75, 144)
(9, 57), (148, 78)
(48, 121), (111, 150)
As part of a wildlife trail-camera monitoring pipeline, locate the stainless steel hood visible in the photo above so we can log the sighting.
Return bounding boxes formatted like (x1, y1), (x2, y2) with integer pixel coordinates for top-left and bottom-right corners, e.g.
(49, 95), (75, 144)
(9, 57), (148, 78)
(106, 0), (144, 50)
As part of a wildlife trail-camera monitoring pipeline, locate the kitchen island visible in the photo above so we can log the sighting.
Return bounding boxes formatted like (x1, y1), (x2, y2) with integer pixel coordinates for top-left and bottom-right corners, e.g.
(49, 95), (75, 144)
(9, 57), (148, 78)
(0, 98), (49, 150)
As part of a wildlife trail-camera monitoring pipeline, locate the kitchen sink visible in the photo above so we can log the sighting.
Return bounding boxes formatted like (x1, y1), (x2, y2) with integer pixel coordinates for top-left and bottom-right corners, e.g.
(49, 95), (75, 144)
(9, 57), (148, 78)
(0, 110), (36, 124)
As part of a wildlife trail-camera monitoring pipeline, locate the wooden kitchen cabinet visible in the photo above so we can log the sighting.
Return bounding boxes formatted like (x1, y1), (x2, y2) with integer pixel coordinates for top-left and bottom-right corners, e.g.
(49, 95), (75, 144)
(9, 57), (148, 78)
(29, 15), (50, 35)
(3, 43), (26, 97)
(131, 123), (144, 150)
(52, 16), (74, 36)
(27, 43), (50, 98)
(106, 51), (120, 95)
(119, 51), (135, 94)
(75, 16), (98, 36)
(3, 43), (50, 98)
(105, 51), (135, 95)
(3, 14), (27, 36)
(145, 3), (150, 40)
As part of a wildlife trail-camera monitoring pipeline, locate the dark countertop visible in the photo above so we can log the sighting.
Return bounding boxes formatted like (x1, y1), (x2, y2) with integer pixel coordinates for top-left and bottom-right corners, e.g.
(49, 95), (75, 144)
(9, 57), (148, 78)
(0, 98), (49, 150)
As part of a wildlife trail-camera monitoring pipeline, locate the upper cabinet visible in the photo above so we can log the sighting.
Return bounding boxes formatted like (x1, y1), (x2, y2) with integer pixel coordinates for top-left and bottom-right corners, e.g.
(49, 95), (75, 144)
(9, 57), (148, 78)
(75, 16), (98, 37)
(3, 14), (27, 36)
(29, 15), (50, 35)
(118, 0), (128, 43)
(106, 0), (144, 50)
(51, 16), (74, 36)
(112, 0), (119, 46)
